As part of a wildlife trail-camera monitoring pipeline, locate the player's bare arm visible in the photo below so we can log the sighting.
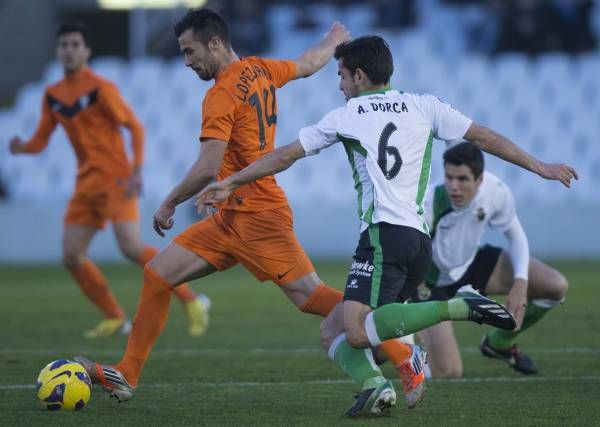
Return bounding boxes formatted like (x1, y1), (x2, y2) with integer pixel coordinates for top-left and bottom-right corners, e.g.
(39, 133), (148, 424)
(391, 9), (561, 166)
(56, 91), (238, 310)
(501, 216), (530, 330)
(294, 22), (350, 79)
(125, 167), (143, 198)
(153, 139), (226, 236)
(198, 140), (306, 206)
(464, 122), (578, 188)
(506, 278), (528, 330)
(123, 118), (144, 197)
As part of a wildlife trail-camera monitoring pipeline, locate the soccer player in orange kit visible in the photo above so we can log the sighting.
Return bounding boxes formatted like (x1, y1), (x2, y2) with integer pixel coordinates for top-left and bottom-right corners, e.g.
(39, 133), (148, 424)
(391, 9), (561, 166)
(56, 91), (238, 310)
(9, 21), (210, 338)
(75, 9), (427, 408)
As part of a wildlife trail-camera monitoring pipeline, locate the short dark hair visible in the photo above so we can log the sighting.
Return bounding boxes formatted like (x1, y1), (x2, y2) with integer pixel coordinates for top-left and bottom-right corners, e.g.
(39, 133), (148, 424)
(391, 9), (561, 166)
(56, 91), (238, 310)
(174, 8), (230, 47)
(443, 142), (485, 178)
(57, 21), (90, 46)
(334, 36), (393, 85)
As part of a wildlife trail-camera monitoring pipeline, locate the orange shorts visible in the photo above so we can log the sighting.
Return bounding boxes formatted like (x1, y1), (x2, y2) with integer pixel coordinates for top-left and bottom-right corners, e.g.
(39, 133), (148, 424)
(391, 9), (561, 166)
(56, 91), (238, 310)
(174, 206), (315, 285)
(64, 182), (139, 229)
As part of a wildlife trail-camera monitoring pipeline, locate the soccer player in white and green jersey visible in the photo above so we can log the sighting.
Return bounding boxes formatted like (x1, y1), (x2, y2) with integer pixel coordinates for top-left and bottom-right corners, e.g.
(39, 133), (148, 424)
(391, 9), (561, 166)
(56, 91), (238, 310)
(198, 36), (577, 417)
(414, 142), (569, 377)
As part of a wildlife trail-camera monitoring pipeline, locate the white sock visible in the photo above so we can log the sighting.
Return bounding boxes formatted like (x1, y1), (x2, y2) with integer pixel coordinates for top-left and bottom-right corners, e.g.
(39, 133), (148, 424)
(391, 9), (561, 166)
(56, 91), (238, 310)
(327, 333), (346, 360)
(364, 312), (382, 347)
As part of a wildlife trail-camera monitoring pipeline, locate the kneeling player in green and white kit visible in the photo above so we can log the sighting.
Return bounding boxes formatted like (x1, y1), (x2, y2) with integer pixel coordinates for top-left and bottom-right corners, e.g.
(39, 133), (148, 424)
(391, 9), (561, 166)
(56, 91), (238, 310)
(414, 142), (569, 377)
(198, 36), (577, 417)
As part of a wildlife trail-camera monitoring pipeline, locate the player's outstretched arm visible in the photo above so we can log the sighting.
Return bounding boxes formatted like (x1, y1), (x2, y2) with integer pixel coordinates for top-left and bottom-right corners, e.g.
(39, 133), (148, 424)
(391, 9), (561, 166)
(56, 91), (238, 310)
(293, 22), (350, 79)
(9, 94), (57, 156)
(198, 141), (306, 206)
(464, 122), (578, 188)
(153, 139), (226, 236)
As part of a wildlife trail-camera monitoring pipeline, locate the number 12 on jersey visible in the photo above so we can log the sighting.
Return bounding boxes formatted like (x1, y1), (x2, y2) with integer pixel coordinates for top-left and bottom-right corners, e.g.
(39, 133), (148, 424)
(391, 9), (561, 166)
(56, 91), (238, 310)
(249, 84), (277, 150)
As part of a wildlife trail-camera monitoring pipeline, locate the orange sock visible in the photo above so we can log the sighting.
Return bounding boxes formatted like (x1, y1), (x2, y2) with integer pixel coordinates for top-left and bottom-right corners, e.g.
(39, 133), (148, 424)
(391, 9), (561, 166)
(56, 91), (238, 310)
(379, 339), (412, 366)
(138, 246), (196, 303)
(69, 260), (124, 319)
(300, 284), (343, 316)
(116, 265), (173, 386)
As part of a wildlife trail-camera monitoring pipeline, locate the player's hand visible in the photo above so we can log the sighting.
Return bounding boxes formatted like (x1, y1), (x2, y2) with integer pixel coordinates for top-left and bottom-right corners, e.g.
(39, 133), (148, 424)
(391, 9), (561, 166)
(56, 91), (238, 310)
(195, 180), (235, 212)
(125, 168), (143, 198)
(153, 201), (175, 237)
(505, 278), (528, 331)
(538, 162), (578, 188)
(9, 136), (26, 154)
(325, 21), (351, 46)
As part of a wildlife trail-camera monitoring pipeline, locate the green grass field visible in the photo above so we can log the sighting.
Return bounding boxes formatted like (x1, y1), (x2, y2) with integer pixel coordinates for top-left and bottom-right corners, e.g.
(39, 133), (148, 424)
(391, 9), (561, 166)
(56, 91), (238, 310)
(1, 261), (599, 426)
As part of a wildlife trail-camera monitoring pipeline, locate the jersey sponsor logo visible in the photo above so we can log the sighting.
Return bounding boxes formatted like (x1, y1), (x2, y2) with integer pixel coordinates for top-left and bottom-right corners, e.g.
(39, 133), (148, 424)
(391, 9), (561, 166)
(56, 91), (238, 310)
(416, 283), (432, 301)
(349, 259), (374, 278)
(357, 102), (408, 115)
(346, 278), (359, 289)
(46, 88), (99, 119)
(276, 267), (294, 280)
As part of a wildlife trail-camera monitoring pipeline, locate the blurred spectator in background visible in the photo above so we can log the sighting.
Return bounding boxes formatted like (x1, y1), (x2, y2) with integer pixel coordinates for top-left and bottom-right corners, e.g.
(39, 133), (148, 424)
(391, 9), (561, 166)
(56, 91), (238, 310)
(491, 0), (597, 56)
(0, 173), (7, 199)
(156, 0), (271, 57)
(290, 0), (418, 31)
(372, 0), (417, 29)
(293, 0), (319, 30)
(547, 0), (597, 53)
(218, 0), (271, 55)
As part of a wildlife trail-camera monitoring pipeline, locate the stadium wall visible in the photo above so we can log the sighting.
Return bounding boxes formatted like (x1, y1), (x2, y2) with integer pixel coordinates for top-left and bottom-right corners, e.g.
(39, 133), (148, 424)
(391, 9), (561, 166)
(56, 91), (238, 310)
(1, 196), (599, 263)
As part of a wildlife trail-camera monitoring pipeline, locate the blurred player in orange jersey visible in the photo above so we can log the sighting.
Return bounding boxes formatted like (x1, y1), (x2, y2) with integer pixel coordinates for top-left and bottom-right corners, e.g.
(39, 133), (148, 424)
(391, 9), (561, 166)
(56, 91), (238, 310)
(9, 21), (210, 338)
(75, 9), (424, 406)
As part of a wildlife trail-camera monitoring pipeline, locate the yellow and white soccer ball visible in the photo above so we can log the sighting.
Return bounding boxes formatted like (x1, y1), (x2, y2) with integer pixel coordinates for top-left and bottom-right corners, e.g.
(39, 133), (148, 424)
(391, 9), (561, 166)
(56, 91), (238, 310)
(36, 359), (92, 411)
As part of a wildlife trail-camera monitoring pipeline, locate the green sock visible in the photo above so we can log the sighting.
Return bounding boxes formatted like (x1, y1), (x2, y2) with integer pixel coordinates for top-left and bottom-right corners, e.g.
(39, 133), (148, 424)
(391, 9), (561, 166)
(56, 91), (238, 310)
(447, 298), (470, 320)
(487, 301), (553, 349)
(333, 337), (386, 391)
(371, 301), (449, 341)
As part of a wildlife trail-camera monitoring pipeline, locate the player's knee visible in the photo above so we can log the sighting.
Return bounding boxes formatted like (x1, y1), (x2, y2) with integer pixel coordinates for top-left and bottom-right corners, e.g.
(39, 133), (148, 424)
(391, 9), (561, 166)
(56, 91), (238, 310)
(143, 264), (176, 288)
(554, 272), (569, 300)
(345, 328), (369, 348)
(62, 250), (85, 269)
(118, 242), (142, 263)
(145, 260), (180, 287)
(546, 271), (569, 301)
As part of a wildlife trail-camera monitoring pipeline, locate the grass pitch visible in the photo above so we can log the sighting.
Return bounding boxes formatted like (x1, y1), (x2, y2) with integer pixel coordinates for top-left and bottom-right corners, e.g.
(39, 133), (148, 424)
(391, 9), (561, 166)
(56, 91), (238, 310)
(1, 260), (599, 426)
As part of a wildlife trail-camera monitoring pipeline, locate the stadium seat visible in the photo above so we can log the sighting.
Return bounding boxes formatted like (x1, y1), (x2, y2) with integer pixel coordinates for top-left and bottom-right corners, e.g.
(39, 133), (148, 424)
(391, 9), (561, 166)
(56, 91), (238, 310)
(343, 5), (376, 33)
(90, 57), (125, 83)
(1, 9), (595, 208)
(41, 61), (63, 85)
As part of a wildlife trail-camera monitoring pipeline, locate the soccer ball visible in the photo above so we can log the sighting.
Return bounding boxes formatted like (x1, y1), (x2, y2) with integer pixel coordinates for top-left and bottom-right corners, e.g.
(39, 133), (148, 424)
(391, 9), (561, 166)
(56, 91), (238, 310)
(36, 359), (92, 411)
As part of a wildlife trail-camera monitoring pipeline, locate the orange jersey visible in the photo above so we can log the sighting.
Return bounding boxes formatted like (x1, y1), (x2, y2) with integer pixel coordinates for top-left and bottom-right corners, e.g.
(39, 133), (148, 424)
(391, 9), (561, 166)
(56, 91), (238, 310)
(200, 56), (297, 212)
(23, 67), (144, 194)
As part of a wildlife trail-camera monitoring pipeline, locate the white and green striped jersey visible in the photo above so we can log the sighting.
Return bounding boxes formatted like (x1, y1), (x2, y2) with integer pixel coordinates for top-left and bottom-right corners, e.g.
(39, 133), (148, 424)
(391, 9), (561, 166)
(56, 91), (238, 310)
(298, 88), (472, 233)
(426, 172), (517, 286)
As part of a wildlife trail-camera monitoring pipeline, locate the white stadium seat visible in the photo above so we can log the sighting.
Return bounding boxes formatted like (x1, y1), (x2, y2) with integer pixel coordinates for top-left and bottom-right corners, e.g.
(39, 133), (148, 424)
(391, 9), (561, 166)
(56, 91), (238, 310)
(0, 6), (595, 207)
